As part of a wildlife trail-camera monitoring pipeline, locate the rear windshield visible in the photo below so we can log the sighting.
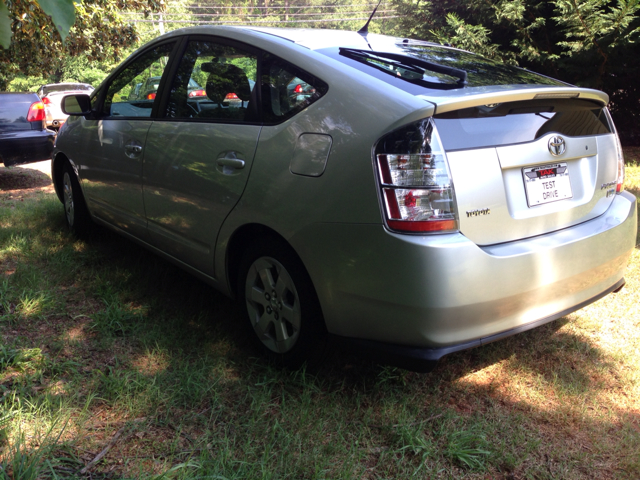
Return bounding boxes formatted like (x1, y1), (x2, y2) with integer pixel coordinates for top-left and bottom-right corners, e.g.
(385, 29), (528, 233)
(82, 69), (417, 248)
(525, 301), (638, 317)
(317, 44), (563, 94)
(433, 99), (612, 151)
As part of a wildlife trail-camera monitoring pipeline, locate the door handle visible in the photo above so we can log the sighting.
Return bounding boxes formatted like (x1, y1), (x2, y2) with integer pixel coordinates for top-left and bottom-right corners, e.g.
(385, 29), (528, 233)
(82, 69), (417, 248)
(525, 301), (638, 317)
(124, 144), (143, 158)
(216, 152), (245, 170)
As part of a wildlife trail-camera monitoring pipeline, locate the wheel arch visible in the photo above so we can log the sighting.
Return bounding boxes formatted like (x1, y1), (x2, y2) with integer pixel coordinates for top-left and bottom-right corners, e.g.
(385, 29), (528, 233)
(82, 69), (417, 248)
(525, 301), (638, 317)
(51, 152), (69, 204)
(225, 223), (319, 306)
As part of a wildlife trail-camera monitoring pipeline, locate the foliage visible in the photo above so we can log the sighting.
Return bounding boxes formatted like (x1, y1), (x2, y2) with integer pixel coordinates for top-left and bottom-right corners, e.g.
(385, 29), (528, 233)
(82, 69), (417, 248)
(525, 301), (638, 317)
(0, 0), (165, 90)
(392, 0), (640, 145)
(7, 54), (120, 92)
(126, 0), (401, 34)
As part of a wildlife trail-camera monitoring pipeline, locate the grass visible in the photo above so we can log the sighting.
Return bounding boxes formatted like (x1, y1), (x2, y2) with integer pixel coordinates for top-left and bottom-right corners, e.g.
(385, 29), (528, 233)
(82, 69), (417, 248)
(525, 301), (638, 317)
(0, 159), (638, 479)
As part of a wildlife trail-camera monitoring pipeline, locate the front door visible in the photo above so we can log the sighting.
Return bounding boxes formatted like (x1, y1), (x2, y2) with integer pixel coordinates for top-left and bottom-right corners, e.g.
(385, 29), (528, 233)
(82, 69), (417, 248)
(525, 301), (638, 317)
(79, 42), (176, 239)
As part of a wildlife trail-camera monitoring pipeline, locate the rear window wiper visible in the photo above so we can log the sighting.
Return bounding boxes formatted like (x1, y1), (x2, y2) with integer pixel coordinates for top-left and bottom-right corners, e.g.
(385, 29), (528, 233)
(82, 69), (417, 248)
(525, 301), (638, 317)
(339, 47), (468, 88)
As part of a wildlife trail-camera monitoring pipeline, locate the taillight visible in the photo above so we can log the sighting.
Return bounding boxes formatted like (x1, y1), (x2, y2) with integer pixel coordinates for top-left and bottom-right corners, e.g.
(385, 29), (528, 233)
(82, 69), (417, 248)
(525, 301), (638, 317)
(188, 89), (206, 97)
(375, 119), (458, 233)
(42, 97), (51, 105)
(27, 101), (46, 122)
(146, 92), (157, 100)
(225, 92), (239, 100)
(614, 131), (625, 193)
(605, 108), (625, 194)
(294, 84), (303, 93)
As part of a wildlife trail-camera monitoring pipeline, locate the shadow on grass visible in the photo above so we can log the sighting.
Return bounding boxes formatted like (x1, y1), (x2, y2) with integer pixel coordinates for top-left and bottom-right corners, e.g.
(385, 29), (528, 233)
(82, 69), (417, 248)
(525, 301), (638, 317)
(45, 221), (630, 402)
(2, 195), (639, 478)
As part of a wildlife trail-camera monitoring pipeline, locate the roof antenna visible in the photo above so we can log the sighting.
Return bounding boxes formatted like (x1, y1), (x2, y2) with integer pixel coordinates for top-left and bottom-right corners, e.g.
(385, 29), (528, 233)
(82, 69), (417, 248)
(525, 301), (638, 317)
(358, 0), (383, 36)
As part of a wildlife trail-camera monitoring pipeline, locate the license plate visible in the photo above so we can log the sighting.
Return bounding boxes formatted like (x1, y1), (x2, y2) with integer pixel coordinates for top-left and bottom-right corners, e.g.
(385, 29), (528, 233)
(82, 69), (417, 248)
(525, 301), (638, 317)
(522, 163), (573, 207)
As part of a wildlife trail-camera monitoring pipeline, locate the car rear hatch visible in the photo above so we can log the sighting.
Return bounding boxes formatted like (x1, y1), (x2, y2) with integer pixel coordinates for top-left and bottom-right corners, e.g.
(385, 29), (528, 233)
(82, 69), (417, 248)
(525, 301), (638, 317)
(428, 89), (619, 245)
(315, 40), (622, 244)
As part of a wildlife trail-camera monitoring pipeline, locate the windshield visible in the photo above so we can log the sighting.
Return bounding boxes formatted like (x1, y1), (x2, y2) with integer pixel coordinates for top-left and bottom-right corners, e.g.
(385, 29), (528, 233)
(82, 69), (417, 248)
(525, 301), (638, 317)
(434, 99), (611, 150)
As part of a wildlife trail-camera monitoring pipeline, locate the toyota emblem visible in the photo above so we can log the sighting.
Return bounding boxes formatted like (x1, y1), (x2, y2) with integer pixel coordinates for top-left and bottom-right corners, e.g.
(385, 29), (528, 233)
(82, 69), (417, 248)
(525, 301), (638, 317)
(548, 136), (566, 156)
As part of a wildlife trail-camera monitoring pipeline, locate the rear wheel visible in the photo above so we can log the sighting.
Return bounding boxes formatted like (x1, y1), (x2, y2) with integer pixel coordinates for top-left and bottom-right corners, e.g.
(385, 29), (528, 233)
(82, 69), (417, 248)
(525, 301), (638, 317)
(61, 162), (91, 236)
(238, 240), (326, 367)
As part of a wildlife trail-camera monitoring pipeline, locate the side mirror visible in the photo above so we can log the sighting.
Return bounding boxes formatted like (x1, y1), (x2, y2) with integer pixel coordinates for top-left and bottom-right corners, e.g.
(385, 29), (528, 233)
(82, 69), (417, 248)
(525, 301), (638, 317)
(61, 94), (92, 116)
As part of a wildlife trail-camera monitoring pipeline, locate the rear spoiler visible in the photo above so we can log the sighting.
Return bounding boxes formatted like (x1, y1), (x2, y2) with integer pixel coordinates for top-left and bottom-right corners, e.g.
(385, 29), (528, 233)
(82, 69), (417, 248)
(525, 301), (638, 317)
(418, 87), (609, 115)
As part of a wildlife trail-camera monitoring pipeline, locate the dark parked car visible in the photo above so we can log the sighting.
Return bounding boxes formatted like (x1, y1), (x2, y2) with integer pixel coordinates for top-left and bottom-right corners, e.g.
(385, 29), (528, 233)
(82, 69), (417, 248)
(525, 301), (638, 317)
(0, 92), (56, 166)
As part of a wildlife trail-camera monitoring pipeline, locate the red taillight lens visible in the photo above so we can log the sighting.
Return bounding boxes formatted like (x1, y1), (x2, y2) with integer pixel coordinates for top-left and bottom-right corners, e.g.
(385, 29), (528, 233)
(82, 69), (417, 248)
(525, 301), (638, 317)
(27, 101), (46, 122)
(376, 119), (458, 233)
(42, 97), (51, 105)
(146, 92), (156, 100)
(605, 109), (625, 194)
(614, 132), (625, 193)
(224, 92), (238, 100)
(294, 84), (303, 93)
(188, 89), (206, 97)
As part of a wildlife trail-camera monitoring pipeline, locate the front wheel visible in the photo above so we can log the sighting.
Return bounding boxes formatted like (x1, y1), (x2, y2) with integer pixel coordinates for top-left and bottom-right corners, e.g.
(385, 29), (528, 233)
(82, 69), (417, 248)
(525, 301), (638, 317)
(238, 240), (326, 367)
(61, 162), (91, 236)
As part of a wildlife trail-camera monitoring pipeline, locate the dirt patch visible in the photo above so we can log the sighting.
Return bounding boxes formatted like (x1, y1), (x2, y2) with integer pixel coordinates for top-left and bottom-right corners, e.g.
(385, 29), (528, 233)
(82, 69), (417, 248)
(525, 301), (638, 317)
(0, 161), (55, 203)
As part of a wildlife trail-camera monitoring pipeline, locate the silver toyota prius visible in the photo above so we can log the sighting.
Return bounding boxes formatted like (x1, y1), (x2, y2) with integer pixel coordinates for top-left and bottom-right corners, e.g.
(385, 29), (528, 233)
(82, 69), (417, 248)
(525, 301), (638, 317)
(52, 26), (638, 371)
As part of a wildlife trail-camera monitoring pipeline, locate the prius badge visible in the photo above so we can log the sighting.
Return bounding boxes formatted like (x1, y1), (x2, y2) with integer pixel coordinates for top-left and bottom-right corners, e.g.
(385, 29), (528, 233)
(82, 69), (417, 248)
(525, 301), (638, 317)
(548, 136), (566, 156)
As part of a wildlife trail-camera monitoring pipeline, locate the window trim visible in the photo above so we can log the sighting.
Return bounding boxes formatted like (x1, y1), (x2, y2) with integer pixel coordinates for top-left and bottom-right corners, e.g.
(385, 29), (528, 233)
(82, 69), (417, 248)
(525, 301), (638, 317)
(259, 52), (329, 126)
(99, 38), (183, 121)
(155, 34), (263, 126)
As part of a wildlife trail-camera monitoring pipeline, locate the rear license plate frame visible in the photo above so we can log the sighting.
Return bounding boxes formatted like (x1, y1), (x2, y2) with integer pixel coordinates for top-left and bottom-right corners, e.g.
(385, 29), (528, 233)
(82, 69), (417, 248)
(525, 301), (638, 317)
(522, 163), (573, 207)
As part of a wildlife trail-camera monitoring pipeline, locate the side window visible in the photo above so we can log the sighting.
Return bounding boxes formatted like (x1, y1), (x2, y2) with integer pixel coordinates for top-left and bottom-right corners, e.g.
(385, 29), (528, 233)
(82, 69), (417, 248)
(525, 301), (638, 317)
(103, 42), (175, 118)
(165, 40), (257, 122)
(261, 55), (328, 123)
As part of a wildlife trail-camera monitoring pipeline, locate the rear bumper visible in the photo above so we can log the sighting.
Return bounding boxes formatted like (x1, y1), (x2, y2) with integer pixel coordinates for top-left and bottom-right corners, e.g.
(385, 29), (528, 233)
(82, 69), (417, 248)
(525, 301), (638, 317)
(45, 105), (67, 128)
(0, 129), (55, 166)
(332, 277), (625, 372)
(292, 190), (637, 360)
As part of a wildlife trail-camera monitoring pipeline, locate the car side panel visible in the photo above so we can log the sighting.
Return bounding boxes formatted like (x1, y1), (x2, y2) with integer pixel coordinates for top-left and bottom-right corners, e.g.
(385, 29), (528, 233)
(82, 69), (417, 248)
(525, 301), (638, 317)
(59, 115), (151, 240)
(213, 41), (437, 290)
(143, 121), (261, 276)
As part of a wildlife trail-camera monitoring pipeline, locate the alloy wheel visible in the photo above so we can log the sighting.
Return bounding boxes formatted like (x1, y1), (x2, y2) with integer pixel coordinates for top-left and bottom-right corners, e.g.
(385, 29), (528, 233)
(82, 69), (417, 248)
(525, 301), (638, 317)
(62, 171), (75, 227)
(245, 256), (301, 353)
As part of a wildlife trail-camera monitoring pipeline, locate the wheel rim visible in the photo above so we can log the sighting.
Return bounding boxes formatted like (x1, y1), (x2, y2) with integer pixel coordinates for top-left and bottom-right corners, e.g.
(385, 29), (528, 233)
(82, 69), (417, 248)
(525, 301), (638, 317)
(62, 171), (74, 227)
(245, 256), (301, 354)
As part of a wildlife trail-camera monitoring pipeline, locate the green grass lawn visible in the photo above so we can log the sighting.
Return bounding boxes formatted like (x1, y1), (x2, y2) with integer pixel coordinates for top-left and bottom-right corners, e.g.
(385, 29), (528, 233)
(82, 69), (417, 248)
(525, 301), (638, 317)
(0, 161), (638, 479)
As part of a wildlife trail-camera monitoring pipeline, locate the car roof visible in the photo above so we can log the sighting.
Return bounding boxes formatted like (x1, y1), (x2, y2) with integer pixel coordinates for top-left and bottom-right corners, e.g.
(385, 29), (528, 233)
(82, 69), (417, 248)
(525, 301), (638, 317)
(44, 90), (93, 96)
(244, 27), (441, 51)
(40, 83), (93, 90)
(157, 25), (447, 54)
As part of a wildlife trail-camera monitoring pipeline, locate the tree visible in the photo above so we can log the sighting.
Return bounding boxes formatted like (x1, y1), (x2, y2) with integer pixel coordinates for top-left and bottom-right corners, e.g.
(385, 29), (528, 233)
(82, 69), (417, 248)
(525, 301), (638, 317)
(0, 0), (164, 90)
(392, 0), (640, 145)
(123, 0), (401, 34)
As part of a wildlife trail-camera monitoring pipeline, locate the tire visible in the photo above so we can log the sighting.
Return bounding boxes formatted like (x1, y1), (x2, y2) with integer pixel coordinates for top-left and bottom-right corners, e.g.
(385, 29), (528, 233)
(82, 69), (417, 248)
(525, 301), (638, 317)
(238, 239), (326, 368)
(61, 161), (92, 236)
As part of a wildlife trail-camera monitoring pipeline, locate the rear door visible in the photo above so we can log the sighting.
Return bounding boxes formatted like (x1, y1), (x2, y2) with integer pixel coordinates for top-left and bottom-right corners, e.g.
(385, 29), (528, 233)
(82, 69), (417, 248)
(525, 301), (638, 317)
(142, 37), (261, 275)
(433, 97), (618, 245)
